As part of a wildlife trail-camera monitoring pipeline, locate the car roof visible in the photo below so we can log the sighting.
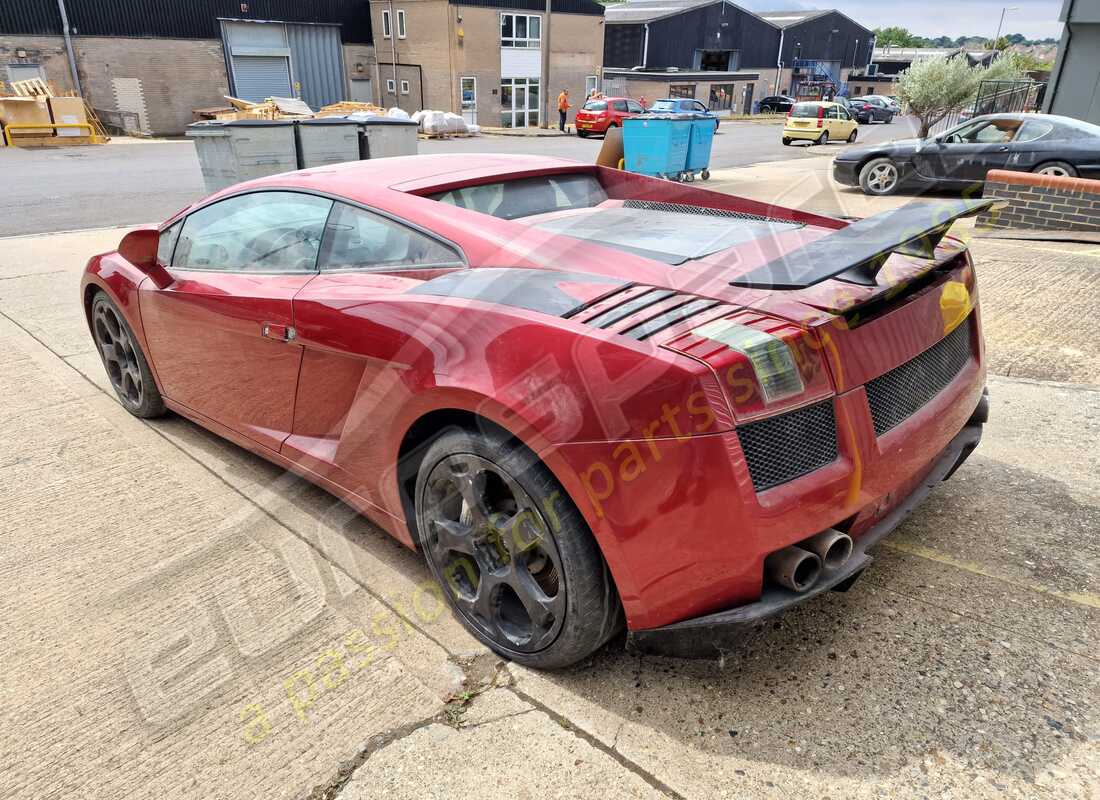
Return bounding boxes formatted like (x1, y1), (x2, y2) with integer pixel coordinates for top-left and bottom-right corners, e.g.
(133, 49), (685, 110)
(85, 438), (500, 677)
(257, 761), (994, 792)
(205, 153), (588, 205)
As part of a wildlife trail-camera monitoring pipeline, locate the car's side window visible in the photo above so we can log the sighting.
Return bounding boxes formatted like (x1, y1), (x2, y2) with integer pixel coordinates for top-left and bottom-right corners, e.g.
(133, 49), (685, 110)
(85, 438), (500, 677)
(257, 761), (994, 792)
(612, 99), (628, 112)
(173, 192), (333, 273)
(693, 101), (708, 113)
(318, 202), (462, 271)
(157, 221), (182, 267)
(627, 101), (644, 113)
(1016, 120), (1055, 143)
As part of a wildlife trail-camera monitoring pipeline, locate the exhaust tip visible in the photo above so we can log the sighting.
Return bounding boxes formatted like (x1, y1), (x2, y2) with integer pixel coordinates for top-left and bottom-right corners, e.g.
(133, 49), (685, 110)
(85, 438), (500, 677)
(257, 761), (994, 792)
(765, 546), (822, 593)
(802, 529), (854, 570)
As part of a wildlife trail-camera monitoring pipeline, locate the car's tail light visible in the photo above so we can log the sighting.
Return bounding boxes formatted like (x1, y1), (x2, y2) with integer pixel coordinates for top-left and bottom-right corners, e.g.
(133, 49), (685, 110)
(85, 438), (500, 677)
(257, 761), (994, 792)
(662, 312), (834, 421)
(816, 107), (824, 128)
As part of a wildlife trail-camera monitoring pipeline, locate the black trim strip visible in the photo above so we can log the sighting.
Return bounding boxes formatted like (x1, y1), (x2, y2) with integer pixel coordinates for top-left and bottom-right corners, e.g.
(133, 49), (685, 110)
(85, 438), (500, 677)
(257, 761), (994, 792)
(622, 298), (720, 340)
(560, 282), (636, 319)
(586, 288), (677, 329)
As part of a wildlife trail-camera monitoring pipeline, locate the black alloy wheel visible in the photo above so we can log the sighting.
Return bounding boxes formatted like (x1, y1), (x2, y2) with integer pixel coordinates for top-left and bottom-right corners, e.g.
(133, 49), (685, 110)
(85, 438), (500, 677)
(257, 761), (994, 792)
(422, 453), (566, 652)
(91, 293), (165, 418)
(415, 427), (621, 668)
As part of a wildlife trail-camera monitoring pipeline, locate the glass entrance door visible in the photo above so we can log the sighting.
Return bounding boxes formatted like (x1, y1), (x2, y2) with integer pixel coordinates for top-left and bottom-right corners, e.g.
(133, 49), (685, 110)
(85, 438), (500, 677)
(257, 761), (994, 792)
(460, 77), (477, 126)
(500, 77), (539, 128)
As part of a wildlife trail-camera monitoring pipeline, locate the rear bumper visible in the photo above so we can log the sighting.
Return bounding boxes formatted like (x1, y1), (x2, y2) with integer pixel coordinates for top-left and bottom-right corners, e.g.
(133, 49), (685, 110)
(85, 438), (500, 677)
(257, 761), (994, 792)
(627, 392), (987, 658)
(784, 126), (824, 140)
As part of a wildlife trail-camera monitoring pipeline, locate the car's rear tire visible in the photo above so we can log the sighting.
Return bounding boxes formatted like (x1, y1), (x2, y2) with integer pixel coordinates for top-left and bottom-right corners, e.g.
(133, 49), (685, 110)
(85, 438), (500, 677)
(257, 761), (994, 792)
(577, 130), (588, 138)
(859, 156), (901, 195)
(414, 427), (623, 669)
(886, 114), (894, 124)
(782, 136), (792, 146)
(1033, 161), (1077, 178)
(847, 129), (858, 143)
(90, 291), (166, 418)
(817, 130), (829, 145)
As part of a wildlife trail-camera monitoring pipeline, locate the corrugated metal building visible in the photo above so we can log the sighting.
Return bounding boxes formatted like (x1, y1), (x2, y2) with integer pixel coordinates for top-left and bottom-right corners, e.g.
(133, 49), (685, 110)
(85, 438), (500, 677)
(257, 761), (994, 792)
(602, 1), (873, 111)
(0, 0), (376, 135)
(1043, 0), (1100, 124)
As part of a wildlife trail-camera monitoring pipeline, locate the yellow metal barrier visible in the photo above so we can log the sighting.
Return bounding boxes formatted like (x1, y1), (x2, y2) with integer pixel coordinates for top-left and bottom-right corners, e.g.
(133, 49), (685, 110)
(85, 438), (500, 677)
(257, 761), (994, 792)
(2, 121), (102, 146)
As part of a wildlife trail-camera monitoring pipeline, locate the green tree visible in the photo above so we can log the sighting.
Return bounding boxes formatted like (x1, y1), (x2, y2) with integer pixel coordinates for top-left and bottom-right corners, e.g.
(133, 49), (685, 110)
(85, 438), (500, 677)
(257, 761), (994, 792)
(897, 54), (1028, 138)
(873, 26), (919, 47)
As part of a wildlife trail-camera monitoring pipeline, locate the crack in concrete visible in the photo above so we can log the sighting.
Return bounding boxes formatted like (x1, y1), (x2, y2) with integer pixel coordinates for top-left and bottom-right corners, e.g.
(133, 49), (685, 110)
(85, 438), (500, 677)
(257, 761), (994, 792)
(508, 685), (685, 800)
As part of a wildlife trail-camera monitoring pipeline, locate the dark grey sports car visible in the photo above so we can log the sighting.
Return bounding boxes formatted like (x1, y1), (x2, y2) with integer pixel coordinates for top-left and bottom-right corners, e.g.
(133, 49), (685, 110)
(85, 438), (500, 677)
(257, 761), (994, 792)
(833, 113), (1100, 196)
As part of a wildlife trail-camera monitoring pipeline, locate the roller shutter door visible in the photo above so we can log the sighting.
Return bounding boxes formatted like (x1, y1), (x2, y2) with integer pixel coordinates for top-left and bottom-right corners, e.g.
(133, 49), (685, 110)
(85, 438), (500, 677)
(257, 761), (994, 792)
(230, 55), (292, 102)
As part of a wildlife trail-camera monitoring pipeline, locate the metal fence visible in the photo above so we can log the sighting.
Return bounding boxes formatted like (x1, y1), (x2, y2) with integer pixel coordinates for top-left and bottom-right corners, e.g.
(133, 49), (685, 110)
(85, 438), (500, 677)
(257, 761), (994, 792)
(930, 79), (1046, 134)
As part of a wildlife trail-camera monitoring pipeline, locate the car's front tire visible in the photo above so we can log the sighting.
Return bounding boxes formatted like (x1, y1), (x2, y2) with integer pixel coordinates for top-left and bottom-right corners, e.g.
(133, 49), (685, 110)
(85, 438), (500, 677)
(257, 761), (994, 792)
(859, 156), (901, 195)
(90, 291), (166, 418)
(817, 130), (829, 146)
(782, 137), (792, 146)
(414, 427), (622, 669)
(847, 129), (858, 143)
(1033, 161), (1077, 178)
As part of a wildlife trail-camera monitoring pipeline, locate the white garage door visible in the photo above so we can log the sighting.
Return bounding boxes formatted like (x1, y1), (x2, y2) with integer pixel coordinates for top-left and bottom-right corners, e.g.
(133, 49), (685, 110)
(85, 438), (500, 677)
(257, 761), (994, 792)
(231, 55), (292, 102)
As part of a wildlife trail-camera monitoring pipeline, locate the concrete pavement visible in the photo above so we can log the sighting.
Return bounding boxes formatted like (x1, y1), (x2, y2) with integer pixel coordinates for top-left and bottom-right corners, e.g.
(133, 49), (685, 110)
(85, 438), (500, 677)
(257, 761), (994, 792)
(1, 162), (1098, 799)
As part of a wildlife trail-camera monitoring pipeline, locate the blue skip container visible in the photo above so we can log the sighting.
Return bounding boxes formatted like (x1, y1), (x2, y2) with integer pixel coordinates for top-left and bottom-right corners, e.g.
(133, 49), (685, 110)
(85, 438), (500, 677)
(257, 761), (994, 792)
(685, 114), (715, 179)
(622, 115), (692, 179)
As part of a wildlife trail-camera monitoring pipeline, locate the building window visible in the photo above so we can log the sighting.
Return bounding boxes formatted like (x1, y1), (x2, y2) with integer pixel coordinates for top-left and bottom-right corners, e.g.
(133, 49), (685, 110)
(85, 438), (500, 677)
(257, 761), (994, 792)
(585, 75), (599, 98)
(382, 9), (391, 38)
(709, 83), (734, 111)
(400, 79), (410, 95)
(386, 78), (396, 94)
(397, 9), (406, 39)
(668, 84), (695, 99)
(501, 13), (541, 48)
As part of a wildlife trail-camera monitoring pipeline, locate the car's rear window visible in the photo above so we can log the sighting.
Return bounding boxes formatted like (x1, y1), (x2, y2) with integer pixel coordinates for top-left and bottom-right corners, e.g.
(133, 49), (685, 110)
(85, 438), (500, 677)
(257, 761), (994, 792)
(429, 174), (608, 220)
(649, 100), (676, 111)
(583, 101), (607, 111)
(790, 103), (821, 118)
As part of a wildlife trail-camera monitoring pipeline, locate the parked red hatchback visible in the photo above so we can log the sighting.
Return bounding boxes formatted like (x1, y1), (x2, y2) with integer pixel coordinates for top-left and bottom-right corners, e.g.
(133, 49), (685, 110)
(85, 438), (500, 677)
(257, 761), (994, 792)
(575, 96), (646, 137)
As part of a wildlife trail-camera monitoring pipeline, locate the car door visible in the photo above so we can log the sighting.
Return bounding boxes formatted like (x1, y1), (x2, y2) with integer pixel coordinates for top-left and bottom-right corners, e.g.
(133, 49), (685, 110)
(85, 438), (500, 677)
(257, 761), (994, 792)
(287, 200), (465, 511)
(140, 190), (333, 451)
(610, 98), (629, 125)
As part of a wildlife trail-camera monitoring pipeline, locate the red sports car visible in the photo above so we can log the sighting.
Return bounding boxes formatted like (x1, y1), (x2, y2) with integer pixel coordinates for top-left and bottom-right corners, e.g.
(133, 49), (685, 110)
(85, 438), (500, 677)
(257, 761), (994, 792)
(82, 154), (992, 668)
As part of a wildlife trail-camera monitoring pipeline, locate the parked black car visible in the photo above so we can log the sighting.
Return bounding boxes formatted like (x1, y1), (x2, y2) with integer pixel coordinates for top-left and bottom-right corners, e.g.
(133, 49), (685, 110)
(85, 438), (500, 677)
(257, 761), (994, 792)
(835, 97), (870, 124)
(849, 96), (894, 124)
(833, 113), (1100, 196)
(759, 95), (795, 114)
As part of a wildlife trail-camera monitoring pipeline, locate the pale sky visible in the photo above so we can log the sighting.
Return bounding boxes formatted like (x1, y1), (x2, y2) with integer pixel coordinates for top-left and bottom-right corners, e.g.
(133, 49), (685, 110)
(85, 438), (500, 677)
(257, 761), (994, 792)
(740, 0), (1065, 40)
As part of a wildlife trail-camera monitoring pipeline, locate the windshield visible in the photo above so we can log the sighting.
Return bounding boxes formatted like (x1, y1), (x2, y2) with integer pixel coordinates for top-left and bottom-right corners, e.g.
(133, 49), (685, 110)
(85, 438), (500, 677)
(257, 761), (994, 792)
(583, 101), (607, 111)
(790, 103), (821, 118)
(649, 100), (677, 111)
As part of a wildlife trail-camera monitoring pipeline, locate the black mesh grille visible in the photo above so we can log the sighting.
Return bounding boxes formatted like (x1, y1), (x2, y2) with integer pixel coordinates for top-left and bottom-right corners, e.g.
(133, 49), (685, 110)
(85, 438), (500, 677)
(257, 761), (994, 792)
(866, 318), (973, 436)
(622, 199), (797, 225)
(737, 400), (839, 492)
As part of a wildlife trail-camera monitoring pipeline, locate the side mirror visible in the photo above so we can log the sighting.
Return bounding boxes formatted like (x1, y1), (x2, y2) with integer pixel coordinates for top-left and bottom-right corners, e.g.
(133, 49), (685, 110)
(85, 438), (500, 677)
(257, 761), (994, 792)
(118, 226), (173, 288)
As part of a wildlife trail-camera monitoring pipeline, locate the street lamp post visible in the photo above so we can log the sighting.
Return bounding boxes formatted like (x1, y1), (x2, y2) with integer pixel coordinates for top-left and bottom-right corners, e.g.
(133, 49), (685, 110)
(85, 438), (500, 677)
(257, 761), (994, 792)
(993, 6), (1019, 49)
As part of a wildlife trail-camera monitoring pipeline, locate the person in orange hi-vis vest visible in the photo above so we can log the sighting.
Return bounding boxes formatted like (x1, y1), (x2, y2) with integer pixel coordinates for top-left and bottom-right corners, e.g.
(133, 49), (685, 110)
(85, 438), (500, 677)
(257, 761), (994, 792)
(557, 89), (570, 132)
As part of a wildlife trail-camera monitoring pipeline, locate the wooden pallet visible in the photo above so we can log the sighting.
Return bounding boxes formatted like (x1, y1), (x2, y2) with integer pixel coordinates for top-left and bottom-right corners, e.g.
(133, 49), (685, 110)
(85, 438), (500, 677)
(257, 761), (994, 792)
(5, 133), (105, 147)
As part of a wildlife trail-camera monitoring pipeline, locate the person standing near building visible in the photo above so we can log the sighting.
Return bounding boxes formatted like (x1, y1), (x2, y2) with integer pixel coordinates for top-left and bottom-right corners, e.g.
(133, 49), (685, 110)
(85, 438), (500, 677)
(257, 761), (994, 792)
(557, 89), (570, 132)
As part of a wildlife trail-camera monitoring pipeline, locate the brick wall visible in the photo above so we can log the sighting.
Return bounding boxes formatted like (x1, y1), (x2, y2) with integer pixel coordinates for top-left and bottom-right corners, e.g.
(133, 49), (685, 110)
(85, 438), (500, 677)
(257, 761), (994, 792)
(978, 170), (1100, 232)
(1, 34), (230, 135)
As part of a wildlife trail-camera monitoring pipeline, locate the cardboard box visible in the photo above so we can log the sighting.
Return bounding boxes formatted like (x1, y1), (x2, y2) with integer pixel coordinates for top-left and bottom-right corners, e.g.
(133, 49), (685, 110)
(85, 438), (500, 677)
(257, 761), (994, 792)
(48, 96), (89, 137)
(0, 97), (53, 136)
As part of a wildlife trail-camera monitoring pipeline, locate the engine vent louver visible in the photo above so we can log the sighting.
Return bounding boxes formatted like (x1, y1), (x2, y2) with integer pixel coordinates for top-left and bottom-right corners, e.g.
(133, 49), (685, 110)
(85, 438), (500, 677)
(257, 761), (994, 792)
(622, 199), (794, 225)
(567, 285), (729, 342)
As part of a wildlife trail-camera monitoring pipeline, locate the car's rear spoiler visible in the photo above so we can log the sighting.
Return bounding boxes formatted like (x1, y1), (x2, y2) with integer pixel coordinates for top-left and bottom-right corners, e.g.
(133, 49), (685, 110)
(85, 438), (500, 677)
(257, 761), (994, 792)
(729, 199), (998, 290)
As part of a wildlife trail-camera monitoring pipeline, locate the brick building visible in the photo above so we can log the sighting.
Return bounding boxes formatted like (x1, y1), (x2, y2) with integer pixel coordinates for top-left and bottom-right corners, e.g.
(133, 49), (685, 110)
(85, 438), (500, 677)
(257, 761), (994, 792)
(368, 0), (605, 128)
(0, 0), (376, 136)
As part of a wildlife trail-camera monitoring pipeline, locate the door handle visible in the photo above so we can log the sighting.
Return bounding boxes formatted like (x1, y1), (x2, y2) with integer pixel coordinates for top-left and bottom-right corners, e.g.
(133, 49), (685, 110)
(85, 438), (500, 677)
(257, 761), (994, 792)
(261, 323), (297, 342)
(998, 146), (1010, 152)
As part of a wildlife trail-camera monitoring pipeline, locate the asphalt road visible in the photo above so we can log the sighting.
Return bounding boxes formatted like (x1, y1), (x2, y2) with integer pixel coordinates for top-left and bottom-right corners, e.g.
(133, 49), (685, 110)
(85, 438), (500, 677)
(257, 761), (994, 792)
(0, 116), (918, 237)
